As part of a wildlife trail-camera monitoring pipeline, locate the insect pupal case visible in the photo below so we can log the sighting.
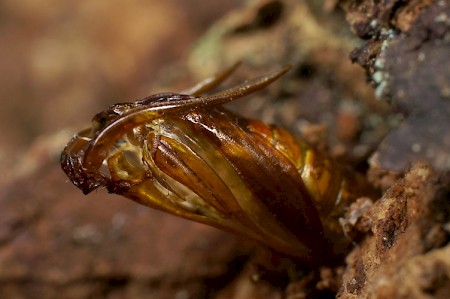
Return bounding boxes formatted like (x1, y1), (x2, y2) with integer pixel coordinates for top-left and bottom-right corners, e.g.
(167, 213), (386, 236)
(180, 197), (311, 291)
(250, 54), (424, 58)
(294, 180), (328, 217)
(61, 65), (370, 263)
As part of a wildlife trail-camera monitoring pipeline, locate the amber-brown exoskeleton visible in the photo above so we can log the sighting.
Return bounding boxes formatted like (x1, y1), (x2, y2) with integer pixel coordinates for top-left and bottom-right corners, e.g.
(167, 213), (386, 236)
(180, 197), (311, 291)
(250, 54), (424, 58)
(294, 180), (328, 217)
(61, 63), (373, 264)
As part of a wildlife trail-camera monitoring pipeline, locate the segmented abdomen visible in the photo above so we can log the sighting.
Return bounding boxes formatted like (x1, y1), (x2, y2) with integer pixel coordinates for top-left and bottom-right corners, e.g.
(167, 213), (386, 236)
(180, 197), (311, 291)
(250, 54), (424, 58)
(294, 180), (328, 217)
(103, 107), (361, 262)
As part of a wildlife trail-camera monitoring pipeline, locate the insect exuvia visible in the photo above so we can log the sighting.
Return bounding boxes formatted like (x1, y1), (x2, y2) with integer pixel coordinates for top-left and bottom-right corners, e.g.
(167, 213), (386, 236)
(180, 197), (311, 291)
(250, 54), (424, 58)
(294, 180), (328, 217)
(61, 62), (373, 264)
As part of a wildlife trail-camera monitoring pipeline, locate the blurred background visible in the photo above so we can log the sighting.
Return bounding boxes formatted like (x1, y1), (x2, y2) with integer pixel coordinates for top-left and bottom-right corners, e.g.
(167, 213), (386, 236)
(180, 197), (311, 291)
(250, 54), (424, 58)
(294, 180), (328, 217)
(0, 0), (242, 180)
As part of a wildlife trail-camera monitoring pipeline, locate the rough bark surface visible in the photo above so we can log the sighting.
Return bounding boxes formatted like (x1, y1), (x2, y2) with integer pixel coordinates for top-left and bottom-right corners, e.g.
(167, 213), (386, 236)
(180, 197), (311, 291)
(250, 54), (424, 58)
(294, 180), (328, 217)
(339, 163), (450, 298)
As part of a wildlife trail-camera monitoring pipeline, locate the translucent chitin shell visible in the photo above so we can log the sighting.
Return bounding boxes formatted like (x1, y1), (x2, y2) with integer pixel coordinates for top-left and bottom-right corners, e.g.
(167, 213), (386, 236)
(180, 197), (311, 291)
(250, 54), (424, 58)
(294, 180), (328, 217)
(61, 63), (372, 264)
